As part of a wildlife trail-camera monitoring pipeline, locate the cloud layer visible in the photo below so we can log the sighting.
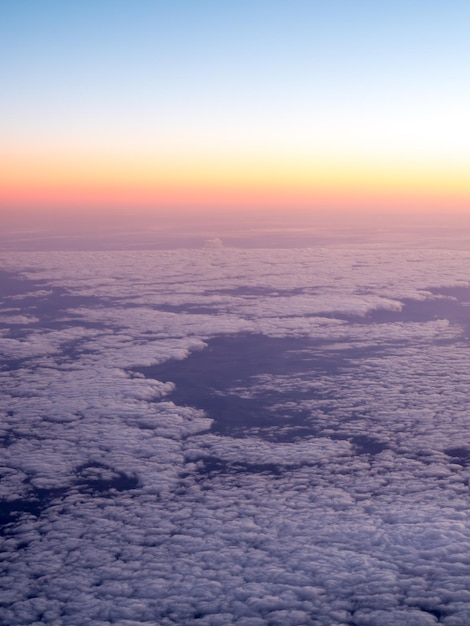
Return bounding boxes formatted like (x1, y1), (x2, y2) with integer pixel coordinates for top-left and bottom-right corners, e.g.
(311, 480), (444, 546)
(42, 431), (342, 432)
(1, 248), (470, 624)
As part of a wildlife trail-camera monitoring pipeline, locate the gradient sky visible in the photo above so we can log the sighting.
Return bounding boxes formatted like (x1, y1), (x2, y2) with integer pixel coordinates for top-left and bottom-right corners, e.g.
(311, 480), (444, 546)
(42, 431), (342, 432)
(2, 0), (470, 229)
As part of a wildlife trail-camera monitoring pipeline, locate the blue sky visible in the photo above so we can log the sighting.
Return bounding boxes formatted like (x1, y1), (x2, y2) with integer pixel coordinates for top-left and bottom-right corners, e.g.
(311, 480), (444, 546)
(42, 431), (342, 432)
(1, 1), (470, 217)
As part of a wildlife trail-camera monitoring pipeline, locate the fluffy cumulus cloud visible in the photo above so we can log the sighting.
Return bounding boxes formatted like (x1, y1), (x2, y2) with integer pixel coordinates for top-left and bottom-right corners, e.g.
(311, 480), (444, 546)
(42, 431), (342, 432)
(1, 248), (470, 624)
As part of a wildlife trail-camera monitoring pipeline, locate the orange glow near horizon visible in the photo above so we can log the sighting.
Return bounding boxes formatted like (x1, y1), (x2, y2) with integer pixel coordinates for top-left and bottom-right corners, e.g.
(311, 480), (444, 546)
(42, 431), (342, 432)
(2, 151), (470, 218)
(3, 2), (470, 237)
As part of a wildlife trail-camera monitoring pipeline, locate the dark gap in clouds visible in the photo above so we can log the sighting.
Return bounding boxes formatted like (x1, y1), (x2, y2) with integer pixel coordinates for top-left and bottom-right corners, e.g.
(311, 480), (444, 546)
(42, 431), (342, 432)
(193, 456), (285, 477)
(44, 333), (110, 362)
(140, 303), (220, 315)
(0, 465), (138, 533)
(338, 287), (470, 338)
(0, 434), (15, 447)
(1, 270), (114, 337)
(15, 287), (111, 330)
(182, 456), (331, 488)
(0, 486), (69, 533)
(136, 333), (338, 441)
(75, 462), (139, 494)
(24, 287), (100, 313)
(0, 416), (22, 447)
(0, 270), (43, 298)
(143, 283), (470, 344)
(434, 286), (470, 299)
(444, 447), (470, 467)
(412, 605), (446, 621)
(136, 333), (387, 442)
(0, 357), (32, 371)
(120, 286), (317, 315)
(334, 434), (388, 456)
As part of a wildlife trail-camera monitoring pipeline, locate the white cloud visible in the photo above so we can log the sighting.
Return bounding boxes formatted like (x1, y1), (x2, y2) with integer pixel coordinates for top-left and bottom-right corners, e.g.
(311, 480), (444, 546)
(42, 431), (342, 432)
(1, 247), (470, 624)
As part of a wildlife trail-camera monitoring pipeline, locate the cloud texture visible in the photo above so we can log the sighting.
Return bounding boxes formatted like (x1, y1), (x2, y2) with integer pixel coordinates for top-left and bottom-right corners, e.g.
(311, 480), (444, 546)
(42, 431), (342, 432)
(1, 247), (470, 624)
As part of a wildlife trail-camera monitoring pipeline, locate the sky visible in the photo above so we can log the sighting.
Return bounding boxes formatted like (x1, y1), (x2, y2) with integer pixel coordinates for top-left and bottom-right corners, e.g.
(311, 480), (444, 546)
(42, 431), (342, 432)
(1, 0), (470, 235)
